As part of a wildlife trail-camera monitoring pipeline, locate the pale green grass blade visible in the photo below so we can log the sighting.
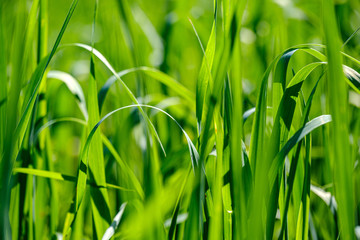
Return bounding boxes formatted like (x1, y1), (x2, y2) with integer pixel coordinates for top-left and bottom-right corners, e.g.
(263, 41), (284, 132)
(278, 76), (322, 239)
(194, 17), (216, 133)
(0, 0), (44, 238)
(343, 65), (360, 94)
(229, 1), (248, 239)
(0, 2), (6, 157)
(323, 0), (355, 239)
(102, 203), (127, 240)
(47, 71), (88, 120)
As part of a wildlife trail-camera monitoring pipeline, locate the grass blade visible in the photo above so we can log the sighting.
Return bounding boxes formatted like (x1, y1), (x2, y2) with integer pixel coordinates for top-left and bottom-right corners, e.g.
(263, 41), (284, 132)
(323, 1), (355, 238)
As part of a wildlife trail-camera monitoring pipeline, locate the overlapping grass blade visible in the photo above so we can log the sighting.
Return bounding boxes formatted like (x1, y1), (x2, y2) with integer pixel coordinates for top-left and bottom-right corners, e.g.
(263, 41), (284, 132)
(98, 66), (194, 111)
(47, 71), (88, 120)
(65, 43), (166, 155)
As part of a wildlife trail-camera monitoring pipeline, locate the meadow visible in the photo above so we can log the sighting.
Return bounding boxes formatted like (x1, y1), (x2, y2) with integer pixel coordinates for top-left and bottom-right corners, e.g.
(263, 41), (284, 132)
(0, 0), (360, 239)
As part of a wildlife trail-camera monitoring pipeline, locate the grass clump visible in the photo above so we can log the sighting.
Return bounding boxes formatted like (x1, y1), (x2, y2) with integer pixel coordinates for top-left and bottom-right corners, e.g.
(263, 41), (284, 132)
(1, 0), (360, 239)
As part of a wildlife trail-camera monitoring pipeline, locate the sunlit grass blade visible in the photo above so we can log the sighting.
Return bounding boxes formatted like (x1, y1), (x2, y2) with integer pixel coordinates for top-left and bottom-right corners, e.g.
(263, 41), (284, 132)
(268, 115), (332, 187)
(102, 202), (127, 240)
(278, 75), (322, 239)
(98, 66), (194, 112)
(65, 43), (166, 155)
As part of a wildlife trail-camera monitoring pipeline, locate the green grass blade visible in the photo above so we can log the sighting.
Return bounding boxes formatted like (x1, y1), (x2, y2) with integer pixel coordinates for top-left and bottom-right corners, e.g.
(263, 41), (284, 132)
(102, 203), (127, 240)
(98, 66), (194, 111)
(268, 115), (332, 187)
(47, 71), (88, 120)
(12, 168), (132, 192)
(323, 0), (355, 238)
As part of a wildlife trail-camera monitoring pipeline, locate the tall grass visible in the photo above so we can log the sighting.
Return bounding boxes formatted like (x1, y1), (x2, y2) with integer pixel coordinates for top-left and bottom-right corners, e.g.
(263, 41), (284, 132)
(1, 0), (360, 239)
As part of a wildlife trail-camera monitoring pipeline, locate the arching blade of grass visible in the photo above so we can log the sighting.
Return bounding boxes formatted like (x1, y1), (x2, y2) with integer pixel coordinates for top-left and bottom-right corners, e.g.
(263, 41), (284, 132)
(65, 43), (166, 155)
(69, 104), (198, 236)
(98, 66), (194, 112)
(323, 0), (355, 239)
(47, 71), (88, 120)
(268, 115), (332, 187)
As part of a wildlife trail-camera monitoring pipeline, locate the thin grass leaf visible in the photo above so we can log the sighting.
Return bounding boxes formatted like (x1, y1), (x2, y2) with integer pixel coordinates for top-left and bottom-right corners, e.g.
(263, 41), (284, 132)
(47, 71), (88, 120)
(269, 115), (332, 187)
(98, 66), (194, 111)
(102, 202), (127, 240)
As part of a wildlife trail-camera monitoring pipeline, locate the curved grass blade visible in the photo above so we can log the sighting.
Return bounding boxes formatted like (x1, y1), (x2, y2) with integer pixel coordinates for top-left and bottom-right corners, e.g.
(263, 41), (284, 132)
(64, 43), (166, 156)
(47, 71), (88, 120)
(102, 203), (127, 240)
(310, 185), (337, 213)
(343, 65), (360, 94)
(98, 66), (194, 111)
(268, 115), (332, 188)
(30, 116), (144, 199)
(101, 135), (144, 199)
(72, 104), (198, 234)
(277, 75), (323, 239)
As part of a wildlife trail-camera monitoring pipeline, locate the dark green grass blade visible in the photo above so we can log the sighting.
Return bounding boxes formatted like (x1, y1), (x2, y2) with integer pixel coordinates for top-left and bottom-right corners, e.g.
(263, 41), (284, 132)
(65, 43), (166, 156)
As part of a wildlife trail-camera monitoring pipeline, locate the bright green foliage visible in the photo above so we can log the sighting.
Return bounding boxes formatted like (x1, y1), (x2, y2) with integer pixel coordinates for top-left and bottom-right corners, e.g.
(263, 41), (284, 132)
(1, 0), (360, 239)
